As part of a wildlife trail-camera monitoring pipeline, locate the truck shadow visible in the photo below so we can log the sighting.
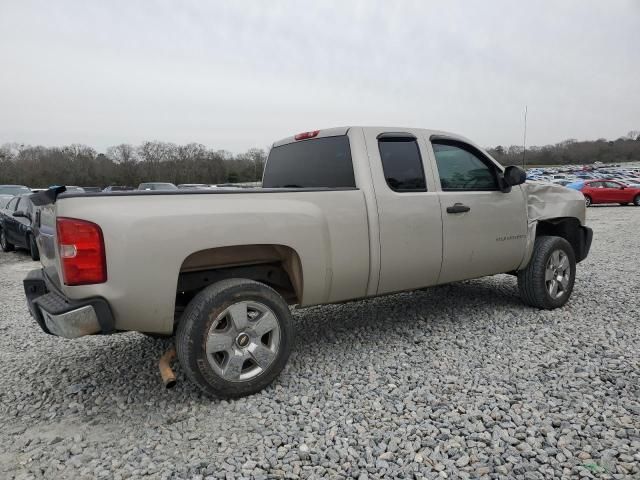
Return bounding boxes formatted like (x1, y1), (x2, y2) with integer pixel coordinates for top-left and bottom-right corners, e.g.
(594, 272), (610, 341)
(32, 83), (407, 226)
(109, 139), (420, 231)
(293, 275), (524, 344)
(14, 275), (530, 426)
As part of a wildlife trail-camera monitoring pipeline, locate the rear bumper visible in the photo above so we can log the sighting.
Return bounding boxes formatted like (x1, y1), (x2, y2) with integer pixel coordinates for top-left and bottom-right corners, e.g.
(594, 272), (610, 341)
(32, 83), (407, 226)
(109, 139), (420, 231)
(23, 269), (115, 339)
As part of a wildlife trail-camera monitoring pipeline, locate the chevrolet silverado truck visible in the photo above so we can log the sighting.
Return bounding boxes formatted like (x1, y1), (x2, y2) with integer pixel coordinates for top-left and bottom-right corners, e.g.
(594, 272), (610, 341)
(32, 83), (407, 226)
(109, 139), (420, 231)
(24, 127), (592, 398)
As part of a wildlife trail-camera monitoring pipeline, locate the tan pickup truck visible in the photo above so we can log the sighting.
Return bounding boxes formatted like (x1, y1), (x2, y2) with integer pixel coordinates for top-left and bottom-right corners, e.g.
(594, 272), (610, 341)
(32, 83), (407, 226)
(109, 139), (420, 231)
(23, 127), (592, 398)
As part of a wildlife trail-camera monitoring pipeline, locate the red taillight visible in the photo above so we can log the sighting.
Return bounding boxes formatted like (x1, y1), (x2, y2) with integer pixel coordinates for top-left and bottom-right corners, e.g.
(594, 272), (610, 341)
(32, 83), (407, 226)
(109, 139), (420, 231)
(56, 217), (107, 286)
(294, 130), (320, 141)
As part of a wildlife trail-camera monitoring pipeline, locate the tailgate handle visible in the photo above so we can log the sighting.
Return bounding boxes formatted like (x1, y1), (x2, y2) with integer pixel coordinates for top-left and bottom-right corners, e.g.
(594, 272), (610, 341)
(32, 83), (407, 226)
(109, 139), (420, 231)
(446, 203), (471, 214)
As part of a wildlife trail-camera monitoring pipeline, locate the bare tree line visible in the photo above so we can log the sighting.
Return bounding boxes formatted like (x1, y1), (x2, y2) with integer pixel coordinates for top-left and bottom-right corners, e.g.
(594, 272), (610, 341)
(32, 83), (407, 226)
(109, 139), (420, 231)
(488, 131), (640, 167)
(0, 141), (266, 188)
(1, 131), (639, 188)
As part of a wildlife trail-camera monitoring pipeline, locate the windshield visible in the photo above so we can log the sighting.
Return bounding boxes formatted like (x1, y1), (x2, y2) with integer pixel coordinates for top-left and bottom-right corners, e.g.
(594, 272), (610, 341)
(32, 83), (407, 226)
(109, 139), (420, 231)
(0, 185), (30, 196)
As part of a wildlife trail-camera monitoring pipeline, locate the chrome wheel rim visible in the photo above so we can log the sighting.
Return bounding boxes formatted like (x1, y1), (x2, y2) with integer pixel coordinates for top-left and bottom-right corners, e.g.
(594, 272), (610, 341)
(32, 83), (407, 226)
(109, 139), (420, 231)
(205, 300), (281, 382)
(545, 250), (571, 299)
(0, 230), (6, 249)
(585, 197), (591, 207)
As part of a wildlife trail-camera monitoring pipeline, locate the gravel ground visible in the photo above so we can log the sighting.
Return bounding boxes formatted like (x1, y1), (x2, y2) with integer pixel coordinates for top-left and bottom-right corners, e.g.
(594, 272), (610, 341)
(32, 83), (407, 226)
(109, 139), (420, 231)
(1, 206), (638, 480)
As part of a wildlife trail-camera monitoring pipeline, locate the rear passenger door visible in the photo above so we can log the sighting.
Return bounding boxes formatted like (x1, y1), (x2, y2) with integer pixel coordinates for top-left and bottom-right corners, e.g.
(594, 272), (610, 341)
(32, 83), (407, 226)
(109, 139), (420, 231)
(585, 181), (603, 203)
(363, 130), (443, 294)
(428, 138), (528, 283)
(603, 181), (626, 202)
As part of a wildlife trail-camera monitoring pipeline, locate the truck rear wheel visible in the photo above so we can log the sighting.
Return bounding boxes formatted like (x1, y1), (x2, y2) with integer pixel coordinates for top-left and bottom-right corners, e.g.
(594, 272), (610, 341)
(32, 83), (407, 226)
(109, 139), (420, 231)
(517, 236), (576, 309)
(176, 278), (293, 398)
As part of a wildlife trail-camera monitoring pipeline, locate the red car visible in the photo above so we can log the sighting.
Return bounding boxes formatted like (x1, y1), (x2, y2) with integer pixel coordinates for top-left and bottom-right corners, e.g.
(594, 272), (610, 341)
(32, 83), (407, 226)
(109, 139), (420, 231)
(580, 180), (640, 207)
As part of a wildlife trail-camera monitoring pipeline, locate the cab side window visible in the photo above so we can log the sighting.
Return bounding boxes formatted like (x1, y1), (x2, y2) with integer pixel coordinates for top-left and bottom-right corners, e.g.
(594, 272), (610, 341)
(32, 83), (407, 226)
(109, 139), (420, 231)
(605, 181), (622, 189)
(378, 136), (427, 192)
(432, 141), (499, 191)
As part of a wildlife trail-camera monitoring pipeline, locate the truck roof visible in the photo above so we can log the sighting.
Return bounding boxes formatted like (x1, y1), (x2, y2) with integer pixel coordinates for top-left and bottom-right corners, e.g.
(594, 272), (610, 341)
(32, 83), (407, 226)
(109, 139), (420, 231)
(272, 126), (474, 148)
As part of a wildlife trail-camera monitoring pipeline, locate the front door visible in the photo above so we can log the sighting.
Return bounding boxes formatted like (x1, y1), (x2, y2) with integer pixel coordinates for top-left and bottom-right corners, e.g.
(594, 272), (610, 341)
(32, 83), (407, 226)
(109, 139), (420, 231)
(428, 138), (528, 284)
(4, 197), (20, 244)
(603, 181), (626, 203)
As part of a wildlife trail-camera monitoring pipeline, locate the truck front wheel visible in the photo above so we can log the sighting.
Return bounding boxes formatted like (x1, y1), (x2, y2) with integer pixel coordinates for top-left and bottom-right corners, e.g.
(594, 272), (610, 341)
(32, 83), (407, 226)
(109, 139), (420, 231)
(517, 236), (576, 309)
(176, 278), (293, 398)
(0, 228), (14, 252)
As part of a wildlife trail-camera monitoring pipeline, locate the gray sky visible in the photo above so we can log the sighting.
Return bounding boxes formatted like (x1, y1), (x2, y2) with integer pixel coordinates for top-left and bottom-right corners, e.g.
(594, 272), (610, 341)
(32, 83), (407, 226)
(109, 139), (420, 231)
(1, 0), (638, 153)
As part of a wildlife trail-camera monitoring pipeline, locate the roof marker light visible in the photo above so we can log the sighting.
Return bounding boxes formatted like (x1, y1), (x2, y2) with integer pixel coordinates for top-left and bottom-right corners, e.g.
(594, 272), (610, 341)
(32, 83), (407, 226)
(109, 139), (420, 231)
(294, 130), (320, 141)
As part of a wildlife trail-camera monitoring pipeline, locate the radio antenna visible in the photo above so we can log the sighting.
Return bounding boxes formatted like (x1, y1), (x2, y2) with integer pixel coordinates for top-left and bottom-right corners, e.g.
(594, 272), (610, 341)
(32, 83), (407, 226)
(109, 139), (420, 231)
(522, 105), (528, 168)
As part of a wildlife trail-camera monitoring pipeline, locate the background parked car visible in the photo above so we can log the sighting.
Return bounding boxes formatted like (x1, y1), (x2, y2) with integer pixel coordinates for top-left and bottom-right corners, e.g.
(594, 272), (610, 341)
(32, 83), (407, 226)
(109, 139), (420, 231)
(138, 182), (178, 191)
(621, 179), (640, 188)
(0, 185), (31, 208)
(103, 185), (135, 192)
(63, 186), (85, 193)
(552, 179), (573, 186)
(0, 193), (40, 260)
(579, 180), (640, 207)
(81, 186), (102, 193)
(177, 184), (210, 189)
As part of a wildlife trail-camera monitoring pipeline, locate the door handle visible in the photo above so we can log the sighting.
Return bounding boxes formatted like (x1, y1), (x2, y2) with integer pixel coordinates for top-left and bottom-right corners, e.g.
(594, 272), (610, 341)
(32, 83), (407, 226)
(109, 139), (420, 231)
(446, 203), (471, 214)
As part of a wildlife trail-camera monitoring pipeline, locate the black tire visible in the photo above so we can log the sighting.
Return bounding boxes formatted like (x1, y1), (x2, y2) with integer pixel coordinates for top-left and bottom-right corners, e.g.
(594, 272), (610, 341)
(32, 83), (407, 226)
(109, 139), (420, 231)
(176, 278), (293, 398)
(584, 195), (591, 207)
(634, 195), (640, 206)
(28, 234), (39, 261)
(517, 236), (576, 310)
(0, 228), (14, 252)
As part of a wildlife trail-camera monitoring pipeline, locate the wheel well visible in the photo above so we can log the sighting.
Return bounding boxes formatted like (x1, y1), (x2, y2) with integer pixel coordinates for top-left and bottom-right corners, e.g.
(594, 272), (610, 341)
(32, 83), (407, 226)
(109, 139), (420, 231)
(175, 245), (303, 317)
(536, 218), (583, 261)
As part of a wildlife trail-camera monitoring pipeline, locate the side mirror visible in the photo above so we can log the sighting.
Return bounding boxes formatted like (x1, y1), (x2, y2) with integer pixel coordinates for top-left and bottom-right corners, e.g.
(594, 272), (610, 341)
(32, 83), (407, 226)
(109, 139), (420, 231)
(503, 166), (527, 187)
(13, 210), (31, 221)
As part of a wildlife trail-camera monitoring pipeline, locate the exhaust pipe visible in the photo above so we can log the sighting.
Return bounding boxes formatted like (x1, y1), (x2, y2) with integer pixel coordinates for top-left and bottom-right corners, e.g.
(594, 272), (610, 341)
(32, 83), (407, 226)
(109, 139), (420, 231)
(159, 345), (177, 389)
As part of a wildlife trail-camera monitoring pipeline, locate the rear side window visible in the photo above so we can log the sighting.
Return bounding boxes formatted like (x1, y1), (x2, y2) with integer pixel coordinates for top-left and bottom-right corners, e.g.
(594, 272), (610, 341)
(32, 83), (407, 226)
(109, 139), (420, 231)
(262, 136), (355, 188)
(378, 138), (426, 192)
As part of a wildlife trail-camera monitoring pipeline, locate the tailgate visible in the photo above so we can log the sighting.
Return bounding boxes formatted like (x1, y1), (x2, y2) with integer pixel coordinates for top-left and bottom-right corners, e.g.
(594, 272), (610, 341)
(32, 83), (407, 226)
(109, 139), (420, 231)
(31, 188), (64, 289)
(36, 203), (62, 288)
